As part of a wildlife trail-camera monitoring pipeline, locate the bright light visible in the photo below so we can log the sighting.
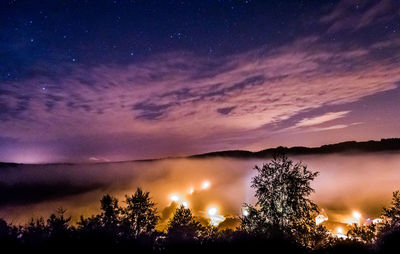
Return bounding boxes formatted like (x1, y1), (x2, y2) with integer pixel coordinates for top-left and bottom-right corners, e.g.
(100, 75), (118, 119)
(188, 187), (194, 194)
(372, 218), (382, 224)
(182, 201), (189, 208)
(335, 227), (347, 239)
(315, 214), (328, 225)
(242, 208), (249, 217)
(344, 211), (363, 225)
(201, 181), (211, 190)
(169, 194), (180, 202)
(353, 211), (361, 220)
(207, 206), (225, 226)
(207, 207), (218, 216)
(350, 211), (362, 225)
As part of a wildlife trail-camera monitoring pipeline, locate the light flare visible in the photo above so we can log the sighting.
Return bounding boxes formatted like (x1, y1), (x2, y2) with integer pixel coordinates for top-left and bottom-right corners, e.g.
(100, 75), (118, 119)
(207, 207), (218, 216)
(169, 194), (180, 202)
(372, 218), (383, 224)
(315, 214), (328, 225)
(344, 211), (362, 225)
(207, 206), (225, 226)
(334, 226), (348, 239)
(201, 181), (211, 190)
(353, 211), (361, 220)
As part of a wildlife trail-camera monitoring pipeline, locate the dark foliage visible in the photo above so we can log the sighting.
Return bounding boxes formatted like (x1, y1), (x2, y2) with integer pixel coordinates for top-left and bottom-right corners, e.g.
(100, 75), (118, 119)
(167, 205), (204, 241)
(347, 223), (377, 244)
(241, 154), (328, 248)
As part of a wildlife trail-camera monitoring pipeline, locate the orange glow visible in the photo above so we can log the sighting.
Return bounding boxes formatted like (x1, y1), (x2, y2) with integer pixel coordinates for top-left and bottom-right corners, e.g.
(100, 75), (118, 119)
(201, 181), (211, 190)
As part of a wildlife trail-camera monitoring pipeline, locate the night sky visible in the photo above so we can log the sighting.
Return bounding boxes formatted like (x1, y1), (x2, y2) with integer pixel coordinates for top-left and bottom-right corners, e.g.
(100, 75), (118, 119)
(1, 0), (400, 163)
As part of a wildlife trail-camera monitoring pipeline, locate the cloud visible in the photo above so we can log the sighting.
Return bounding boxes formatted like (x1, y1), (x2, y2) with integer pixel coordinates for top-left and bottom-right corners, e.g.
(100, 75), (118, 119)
(89, 156), (110, 162)
(217, 106), (236, 115)
(320, 0), (399, 33)
(292, 123), (364, 134)
(295, 111), (350, 128)
(270, 111), (358, 134)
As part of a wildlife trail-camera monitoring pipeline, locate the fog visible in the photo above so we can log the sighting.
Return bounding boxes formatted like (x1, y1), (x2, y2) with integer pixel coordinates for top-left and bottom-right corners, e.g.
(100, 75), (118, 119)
(1, 152), (400, 230)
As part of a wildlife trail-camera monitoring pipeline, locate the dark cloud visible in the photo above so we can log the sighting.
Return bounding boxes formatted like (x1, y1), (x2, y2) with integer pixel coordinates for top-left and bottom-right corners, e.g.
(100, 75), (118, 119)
(217, 106), (236, 115)
(160, 87), (193, 100)
(199, 75), (265, 100)
(133, 102), (174, 120)
(0, 95), (31, 121)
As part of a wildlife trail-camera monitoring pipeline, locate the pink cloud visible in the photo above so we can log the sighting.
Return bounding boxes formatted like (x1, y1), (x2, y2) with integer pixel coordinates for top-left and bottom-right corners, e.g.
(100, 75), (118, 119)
(295, 111), (351, 128)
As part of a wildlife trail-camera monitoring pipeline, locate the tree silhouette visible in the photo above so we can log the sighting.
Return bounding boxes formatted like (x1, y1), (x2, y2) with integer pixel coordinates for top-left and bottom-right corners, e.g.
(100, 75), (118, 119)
(100, 194), (121, 229)
(122, 188), (158, 238)
(47, 207), (71, 239)
(347, 223), (377, 244)
(23, 217), (49, 244)
(0, 219), (9, 240)
(242, 154), (326, 247)
(77, 214), (101, 233)
(240, 204), (271, 234)
(167, 205), (204, 240)
(77, 194), (121, 235)
(0, 219), (19, 249)
(0, 219), (12, 242)
(380, 190), (400, 233)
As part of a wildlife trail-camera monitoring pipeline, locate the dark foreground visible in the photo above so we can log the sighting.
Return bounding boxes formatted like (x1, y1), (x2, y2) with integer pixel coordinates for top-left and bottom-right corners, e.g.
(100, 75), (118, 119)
(1, 226), (400, 254)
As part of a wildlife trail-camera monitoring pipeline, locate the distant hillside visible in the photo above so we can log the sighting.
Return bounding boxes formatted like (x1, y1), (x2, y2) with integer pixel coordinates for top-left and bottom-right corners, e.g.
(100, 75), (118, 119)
(190, 138), (400, 159)
(2, 138), (400, 165)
